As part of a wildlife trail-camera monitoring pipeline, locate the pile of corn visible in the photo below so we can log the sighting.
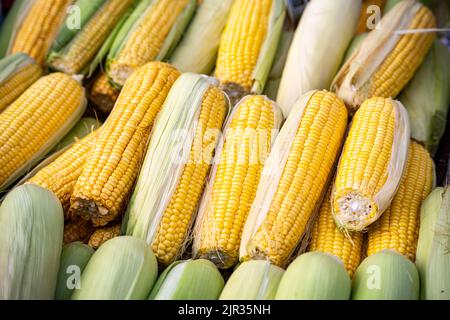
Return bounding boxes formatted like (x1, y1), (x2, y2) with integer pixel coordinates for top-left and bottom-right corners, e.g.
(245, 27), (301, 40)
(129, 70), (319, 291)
(0, 0), (449, 301)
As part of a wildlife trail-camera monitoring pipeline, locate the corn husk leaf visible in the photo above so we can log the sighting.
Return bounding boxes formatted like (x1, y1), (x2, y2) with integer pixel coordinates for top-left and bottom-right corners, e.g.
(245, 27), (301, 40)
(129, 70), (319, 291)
(51, 117), (102, 153)
(0, 0), (28, 58)
(149, 259), (224, 300)
(71, 236), (157, 300)
(399, 40), (450, 155)
(352, 250), (420, 300)
(0, 184), (64, 299)
(169, 0), (234, 74)
(219, 260), (284, 300)
(415, 187), (450, 300)
(275, 252), (351, 300)
(277, 0), (361, 117)
(55, 242), (94, 300)
(342, 33), (368, 66)
(0, 52), (38, 84)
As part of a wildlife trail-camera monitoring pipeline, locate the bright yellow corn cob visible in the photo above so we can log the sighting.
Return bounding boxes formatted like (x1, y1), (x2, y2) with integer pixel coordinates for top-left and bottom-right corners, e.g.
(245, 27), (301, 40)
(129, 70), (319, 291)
(0, 73), (86, 190)
(309, 186), (364, 277)
(49, 0), (134, 74)
(88, 223), (121, 249)
(108, 0), (192, 87)
(9, 0), (72, 64)
(27, 130), (99, 216)
(332, 0), (436, 112)
(332, 97), (410, 232)
(63, 217), (94, 245)
(240, 90), (348, 267)
(90, 74), (120, 114)
(357, 0), (386, 33)
(367, 141), (434, 260)
(193, 95), (283, 268)
(70, 62), (180, 226)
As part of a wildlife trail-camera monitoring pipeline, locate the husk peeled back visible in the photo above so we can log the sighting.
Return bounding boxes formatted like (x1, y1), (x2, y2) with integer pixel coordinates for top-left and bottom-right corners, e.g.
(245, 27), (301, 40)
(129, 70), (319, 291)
(149, 259), (224, 300)
(219, 260), (284, 300)
(124, 73), (226, 252)
(0, 52), (40, 84)
(415, 187), (450, 300)
(399, 40), (450, 155)
(169, 0), (234, 75)
(71, 236), (158, 300)
(331, 0), (423, 111)
(0, 184), (64, 299)
(276, 0), (361, 118)
(275, 252), (351, 300)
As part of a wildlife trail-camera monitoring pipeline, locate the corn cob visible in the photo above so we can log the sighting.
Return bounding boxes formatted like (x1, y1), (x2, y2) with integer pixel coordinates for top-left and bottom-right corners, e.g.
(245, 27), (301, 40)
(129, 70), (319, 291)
(90, 73), (120, 114)
(27, 130), (99, 215)
(63, 217), (94, 245)
(192, 95), (283, 269)
(215, 0), (285, 104)
(70, 62), (180, 227)
(124, 73), (228, 266)
(276, 0), (361, 117)
(6, 0), (72, 64)
(169, 0), (234, 75)
(0, 53), (42, 112)
(239, 90), (348, 267)
(88, 223), (121, 250)
(0, 73), (86, 191)
(332, 0), (436, 112)
(357, 0), (387, 33)
(367, 141), (434, 260)
(308, 186), (363, 277)
(332, 97), (410, 232)
(48, 0), (135, 75)
(106, 0), (196, 87)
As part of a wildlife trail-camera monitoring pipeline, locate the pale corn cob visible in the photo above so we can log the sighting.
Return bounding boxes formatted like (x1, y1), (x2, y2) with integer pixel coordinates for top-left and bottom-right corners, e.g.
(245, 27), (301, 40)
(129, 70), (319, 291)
(70, 62), (180, 226)
(240, 90), (348, 267)
(332, 97), (410, 232)
(193, 95), (283, 268)
(88, 223), (121, 249)
(90, 73), (120, 114)
(367, 141), (434, 260)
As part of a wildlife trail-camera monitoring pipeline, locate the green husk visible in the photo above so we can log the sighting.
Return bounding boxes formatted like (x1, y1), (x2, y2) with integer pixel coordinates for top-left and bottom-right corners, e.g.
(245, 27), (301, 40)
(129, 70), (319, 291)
(169, 0), (234, 74)
(51, 117), (102, 153)
(0, 0), (28, 58)
(275, 252), (351, 300)
(399, 40), (450, 155)
(54, 242), (94, 300)
(219, 260), (284, 300)
(415, 187), (450, 300)
(71, 236), (157, 300)
(342, 33), (368, 66)
(149, 259), (224, 300)
(352, 250), (420, 300)
(0, 52), (38, 84)
(0, 185), (64, 299)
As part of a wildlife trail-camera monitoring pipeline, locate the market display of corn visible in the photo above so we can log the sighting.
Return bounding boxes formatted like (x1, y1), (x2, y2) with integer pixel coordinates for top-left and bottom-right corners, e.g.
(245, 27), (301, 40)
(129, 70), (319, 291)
(0, 0), (450, 302)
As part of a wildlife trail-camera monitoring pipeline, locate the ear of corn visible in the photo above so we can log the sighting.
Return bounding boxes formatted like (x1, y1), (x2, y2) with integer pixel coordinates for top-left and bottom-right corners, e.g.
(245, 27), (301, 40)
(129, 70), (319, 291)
(106, 0), (196, 87)
(215, 0), (286, 103)
(63, 217), (94, 244)
(367, 141), (434, 260)
(89, 73), (120, 114)
(48, 0), (135, 75)
(55, 242), (94, 300)
(357, 0), (387, 33)
(219, 260), (284, 300)
(352, 250), (420, 300)
(332, 97), (410, 232)
(332, 0), (436, 112)
(149, 259), (224, 300)
(192, 95), (283, 269)
(399, 40), (450, 155)
(240, 90), (348, 267)
(0, 185), (64, 299)
(88, 222), (121, 250)
(415, 187), (450, 300)
(124, 73), (227, 265)
(70, 62), (180, 227)
(0, 72), (86, 191)
(276, 0), (361, 117)
(308, 186), (364, 278)
(275, 252), (351, 300)
(169, 0), (234, 75)
(71, 236), (158, 300)
(0, 53), (42, 113)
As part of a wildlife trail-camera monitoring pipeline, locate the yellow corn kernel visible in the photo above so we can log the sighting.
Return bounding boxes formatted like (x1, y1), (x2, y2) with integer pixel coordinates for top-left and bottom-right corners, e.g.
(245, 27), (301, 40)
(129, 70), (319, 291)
(63, 217), (94, 245)
(90, 74), (120, 114)
(88, 223), (121, 249)
(367, 141), (434, 260)
(70, 62), (180, 226)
